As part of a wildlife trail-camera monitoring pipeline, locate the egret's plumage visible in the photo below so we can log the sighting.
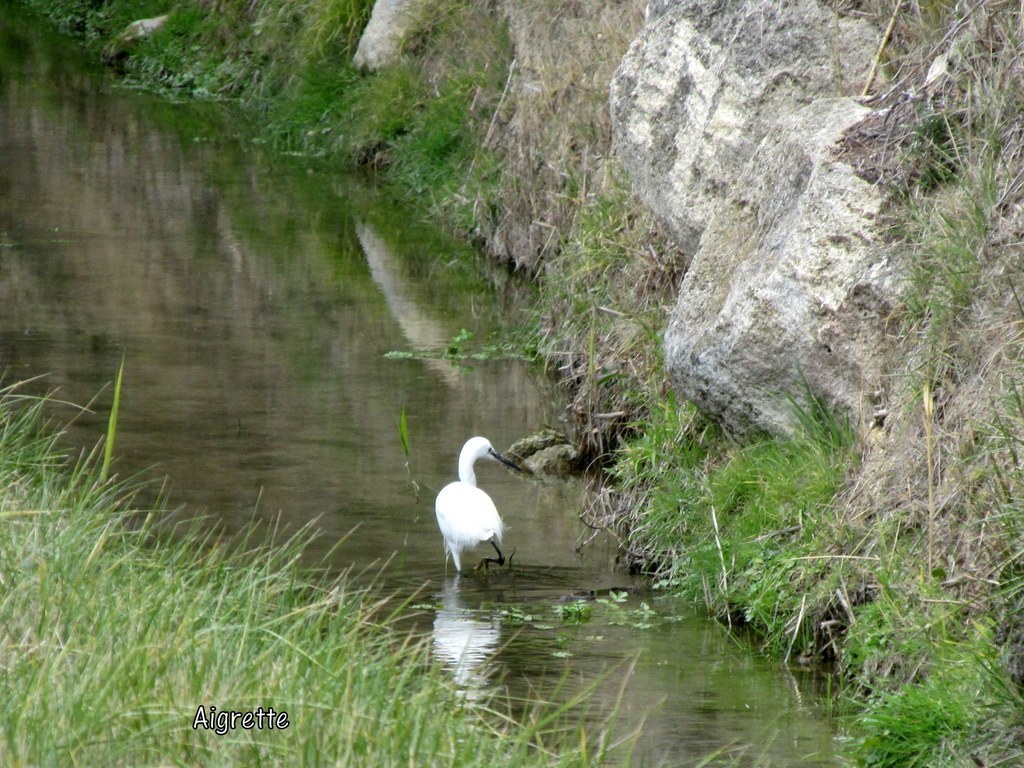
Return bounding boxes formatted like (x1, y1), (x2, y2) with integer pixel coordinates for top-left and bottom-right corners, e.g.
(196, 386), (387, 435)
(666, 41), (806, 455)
(435, 436), (520, 572)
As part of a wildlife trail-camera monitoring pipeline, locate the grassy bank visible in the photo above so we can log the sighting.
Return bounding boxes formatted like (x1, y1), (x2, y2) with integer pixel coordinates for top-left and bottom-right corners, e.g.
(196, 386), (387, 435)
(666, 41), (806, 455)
(15, 0), (1024, 764)
(0, 383), (610, 765)
(606, 389), (1024, 766)
(599, 2), (1024, 764)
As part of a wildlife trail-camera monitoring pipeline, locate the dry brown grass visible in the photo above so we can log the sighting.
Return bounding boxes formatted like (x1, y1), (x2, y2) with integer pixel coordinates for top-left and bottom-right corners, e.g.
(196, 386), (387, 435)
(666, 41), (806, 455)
(839, 0), (1024, 542)
(482, 1), (648, 274)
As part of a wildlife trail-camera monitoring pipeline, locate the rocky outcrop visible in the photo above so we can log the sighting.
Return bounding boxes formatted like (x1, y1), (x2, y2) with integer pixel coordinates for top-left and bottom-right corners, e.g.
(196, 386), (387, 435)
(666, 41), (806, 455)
(611, 0), (877, 254)
(611, 0), (899, 434)
(664, 99), (898, 433)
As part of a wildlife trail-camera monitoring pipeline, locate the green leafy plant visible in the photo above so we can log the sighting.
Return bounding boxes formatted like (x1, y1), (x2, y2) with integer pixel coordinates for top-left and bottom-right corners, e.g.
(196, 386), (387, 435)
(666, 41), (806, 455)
(555, 600), (592, 625)
(385, 328), (537, 364)
(596, 595), (657, 631)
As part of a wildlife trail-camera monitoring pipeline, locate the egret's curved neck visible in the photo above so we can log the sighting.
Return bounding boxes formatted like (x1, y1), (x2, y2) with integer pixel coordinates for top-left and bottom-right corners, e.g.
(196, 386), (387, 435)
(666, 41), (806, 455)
(458, 452), (478, 487)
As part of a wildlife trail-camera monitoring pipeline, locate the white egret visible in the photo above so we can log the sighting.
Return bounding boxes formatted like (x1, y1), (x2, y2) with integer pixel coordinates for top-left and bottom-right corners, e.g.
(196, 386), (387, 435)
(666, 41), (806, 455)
(435, 436), (522, 573)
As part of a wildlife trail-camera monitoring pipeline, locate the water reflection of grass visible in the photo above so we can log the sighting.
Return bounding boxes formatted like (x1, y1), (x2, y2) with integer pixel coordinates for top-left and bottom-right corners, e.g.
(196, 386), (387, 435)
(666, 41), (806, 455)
(0, 386), (612, 766)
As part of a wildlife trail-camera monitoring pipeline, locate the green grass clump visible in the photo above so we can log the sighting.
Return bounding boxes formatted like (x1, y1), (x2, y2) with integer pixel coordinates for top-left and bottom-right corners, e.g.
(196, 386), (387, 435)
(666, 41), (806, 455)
(855, 671), (975, 768)
(612, 391), (1022, 764)
(902, 154), (1001, 361)
(0, 383), (609, 766)
(612, 393), (854, 653)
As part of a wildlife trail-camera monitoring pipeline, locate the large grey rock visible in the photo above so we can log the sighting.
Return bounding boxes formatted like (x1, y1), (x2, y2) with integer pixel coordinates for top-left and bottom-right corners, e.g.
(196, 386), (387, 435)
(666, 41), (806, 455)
(611, 1), (897, 434)
(664, 98), (898, 434)
(611, 0), (877, 255)
(353, 0), (433, 71)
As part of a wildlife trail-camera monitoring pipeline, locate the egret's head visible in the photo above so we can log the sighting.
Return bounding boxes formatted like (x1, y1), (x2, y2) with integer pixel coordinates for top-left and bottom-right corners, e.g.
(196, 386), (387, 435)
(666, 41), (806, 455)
(459, 436), (523, 482)
(462, 436), (494, 463)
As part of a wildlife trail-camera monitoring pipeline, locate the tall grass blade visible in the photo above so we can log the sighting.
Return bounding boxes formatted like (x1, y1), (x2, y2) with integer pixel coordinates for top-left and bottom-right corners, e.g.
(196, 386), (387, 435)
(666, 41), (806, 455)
(398, 406), (410, 462)
(101, 353), (124, 484)
(398, 406), (420, 499)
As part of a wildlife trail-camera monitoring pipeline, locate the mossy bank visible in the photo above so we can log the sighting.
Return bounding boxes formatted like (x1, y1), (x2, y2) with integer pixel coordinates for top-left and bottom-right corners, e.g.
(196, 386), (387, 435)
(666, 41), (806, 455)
(15, 1), (1024, 765)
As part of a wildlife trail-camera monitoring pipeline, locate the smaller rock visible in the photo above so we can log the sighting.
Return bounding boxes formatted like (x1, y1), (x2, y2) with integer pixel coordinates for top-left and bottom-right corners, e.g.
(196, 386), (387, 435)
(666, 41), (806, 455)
(507, 429), (581, 479)
(102, 15), (169, 65)
(121, 15), (169, 43)
(522, 444), (580, 478)
(507, 429), (568, 460)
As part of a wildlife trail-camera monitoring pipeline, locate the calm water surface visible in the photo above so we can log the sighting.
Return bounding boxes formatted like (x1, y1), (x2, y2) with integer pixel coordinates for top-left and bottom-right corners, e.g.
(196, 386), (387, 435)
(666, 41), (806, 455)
(0, 12), (842, 766)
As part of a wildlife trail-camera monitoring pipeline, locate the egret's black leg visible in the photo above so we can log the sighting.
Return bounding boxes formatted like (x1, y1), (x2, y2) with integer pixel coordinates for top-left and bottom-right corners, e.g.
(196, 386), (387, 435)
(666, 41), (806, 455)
(475, 540), (506, 573)
(489, 540), (506, 566)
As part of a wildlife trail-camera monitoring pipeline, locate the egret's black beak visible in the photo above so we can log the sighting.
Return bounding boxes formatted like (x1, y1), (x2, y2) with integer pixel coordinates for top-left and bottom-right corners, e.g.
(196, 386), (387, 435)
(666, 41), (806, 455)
(489, 447), (523, 473)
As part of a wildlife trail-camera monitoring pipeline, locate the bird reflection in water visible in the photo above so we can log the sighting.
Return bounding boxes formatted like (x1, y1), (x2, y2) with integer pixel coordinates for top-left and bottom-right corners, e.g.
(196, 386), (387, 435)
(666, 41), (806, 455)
(431, 578), (501, 699)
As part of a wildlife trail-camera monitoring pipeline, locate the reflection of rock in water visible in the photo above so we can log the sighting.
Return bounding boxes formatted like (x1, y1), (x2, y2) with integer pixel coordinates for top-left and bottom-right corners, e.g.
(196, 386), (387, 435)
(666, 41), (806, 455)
(357, 221), (462, 387)
(431, 579), (501, 699)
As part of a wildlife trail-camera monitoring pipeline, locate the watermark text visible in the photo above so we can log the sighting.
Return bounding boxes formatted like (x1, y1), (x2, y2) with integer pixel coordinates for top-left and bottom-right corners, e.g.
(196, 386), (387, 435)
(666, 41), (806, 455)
(192, 705), (290, 735)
